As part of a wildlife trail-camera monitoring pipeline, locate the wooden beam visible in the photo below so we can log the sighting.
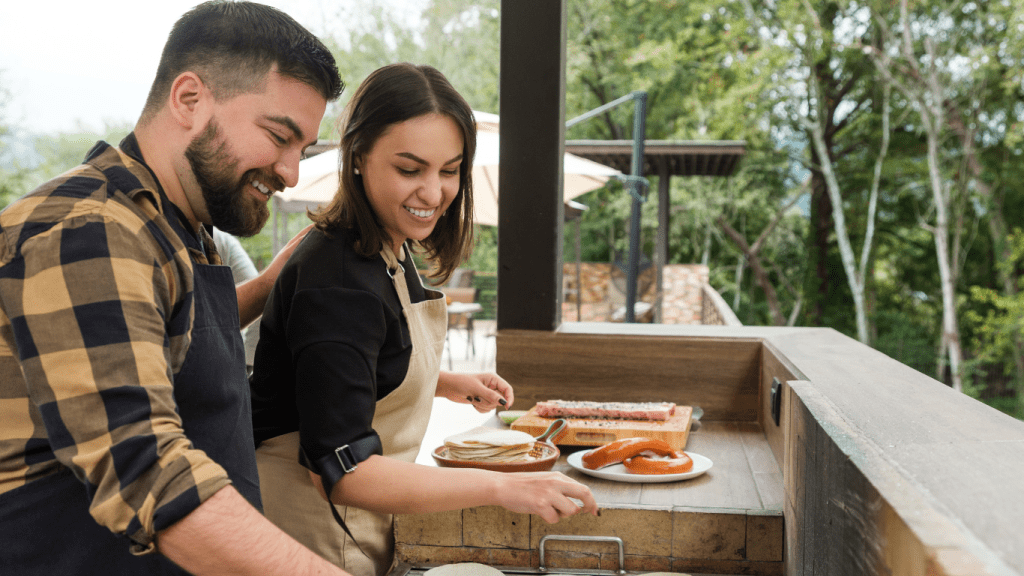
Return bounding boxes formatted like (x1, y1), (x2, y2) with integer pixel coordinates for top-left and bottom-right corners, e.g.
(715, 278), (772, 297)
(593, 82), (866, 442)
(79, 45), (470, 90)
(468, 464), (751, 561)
(497, 0), (567, 331)
(496, 328), (762, 421)
(655, 158), (671, 323)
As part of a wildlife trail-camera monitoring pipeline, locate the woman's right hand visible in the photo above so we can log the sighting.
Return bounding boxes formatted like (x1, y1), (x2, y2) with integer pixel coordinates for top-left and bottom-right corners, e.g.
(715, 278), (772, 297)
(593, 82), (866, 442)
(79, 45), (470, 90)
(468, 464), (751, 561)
(494, 471), (598, 523)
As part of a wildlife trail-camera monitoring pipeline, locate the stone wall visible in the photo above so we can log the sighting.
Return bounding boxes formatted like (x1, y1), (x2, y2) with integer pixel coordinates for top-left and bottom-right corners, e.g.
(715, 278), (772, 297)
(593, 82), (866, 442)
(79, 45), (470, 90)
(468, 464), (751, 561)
(561, 262), (709, 324)
(660, 264), (707, 325)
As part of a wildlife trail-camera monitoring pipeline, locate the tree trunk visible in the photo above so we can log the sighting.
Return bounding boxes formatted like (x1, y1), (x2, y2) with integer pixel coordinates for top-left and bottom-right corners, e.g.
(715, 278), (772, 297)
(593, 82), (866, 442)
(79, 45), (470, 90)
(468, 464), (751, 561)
(944, 102), (1024, 385)
(805, 162), (832, 327)
(718, 216), (787, 326)
(805, 72), (871, 344)
(865, 0), (965, 391)
(925, 121), (963, 391)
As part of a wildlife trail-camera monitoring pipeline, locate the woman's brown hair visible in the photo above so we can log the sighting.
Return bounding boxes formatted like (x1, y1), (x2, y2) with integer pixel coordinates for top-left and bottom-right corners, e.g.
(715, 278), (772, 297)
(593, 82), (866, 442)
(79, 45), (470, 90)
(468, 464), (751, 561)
(310, 63), (475, 284)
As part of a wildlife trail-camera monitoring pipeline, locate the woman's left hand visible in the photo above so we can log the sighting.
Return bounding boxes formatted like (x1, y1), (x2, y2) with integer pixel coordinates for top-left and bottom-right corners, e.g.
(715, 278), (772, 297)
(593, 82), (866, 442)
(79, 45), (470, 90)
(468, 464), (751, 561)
(437, 371), (514, 413)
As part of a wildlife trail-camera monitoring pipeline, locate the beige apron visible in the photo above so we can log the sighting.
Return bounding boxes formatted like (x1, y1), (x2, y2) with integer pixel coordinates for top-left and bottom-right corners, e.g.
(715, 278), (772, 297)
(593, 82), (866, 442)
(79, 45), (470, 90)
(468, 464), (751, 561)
(256, 244), (447, 576)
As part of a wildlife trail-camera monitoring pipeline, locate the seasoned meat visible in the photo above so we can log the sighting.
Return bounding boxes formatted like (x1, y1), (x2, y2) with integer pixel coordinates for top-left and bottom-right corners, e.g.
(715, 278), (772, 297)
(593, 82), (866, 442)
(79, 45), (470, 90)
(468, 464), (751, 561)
(534, 400), (676, 421)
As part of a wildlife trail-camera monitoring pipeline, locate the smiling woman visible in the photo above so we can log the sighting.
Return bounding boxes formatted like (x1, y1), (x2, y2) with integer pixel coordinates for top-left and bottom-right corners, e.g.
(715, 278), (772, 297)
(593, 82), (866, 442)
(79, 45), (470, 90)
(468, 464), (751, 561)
(358, 113), (464, 255)
(307, 62), (478, 283)
(249, 63), (598, 576)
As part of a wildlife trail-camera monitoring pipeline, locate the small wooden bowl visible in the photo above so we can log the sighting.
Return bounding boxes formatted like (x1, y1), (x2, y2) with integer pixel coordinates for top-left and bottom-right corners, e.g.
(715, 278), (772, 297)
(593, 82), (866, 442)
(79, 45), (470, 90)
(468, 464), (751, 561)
(432, 441), (560, 472)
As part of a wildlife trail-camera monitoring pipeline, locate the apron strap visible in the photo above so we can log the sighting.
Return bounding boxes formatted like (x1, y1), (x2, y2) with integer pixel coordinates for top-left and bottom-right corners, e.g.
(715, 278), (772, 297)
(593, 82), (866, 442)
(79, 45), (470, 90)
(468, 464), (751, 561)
(328, 501), (369, 558)
(380, 243), (414, 310)
(300, 439), (383, 564)
(300, 436), (383, 501)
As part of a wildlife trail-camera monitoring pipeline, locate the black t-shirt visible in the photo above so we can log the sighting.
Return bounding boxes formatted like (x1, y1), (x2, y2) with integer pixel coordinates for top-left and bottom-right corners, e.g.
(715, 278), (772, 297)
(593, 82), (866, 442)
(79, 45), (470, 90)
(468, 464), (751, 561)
(249, 227), (426, 466)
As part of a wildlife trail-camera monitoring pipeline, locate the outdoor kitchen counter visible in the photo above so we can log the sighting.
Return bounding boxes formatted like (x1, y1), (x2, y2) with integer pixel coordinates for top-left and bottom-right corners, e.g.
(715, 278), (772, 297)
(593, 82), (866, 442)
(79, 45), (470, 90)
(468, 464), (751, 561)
(397, 401), (784, 576)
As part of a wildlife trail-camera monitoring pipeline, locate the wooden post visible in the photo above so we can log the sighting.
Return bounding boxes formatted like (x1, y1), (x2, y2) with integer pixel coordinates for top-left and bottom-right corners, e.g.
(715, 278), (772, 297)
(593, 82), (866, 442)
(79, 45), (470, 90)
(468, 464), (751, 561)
(497, 0), (567, 331)
(655, 158), (671, 323)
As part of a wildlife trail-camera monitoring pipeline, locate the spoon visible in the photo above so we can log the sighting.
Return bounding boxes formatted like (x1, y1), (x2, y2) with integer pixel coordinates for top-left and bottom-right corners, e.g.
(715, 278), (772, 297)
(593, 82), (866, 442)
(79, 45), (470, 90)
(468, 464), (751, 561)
(534, 418), (567, 446)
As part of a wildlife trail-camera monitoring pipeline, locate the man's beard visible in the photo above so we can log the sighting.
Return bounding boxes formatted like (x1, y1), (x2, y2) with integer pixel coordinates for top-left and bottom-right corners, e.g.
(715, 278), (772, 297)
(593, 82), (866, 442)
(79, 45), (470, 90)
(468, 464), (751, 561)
(184, 119), (279, 237)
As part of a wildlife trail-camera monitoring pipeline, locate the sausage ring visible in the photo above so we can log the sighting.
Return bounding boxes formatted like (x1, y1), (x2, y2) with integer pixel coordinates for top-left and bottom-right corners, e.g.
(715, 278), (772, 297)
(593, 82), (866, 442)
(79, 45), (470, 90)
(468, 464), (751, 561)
(623, 452), (694, 475)
(581, 437), (678, 470)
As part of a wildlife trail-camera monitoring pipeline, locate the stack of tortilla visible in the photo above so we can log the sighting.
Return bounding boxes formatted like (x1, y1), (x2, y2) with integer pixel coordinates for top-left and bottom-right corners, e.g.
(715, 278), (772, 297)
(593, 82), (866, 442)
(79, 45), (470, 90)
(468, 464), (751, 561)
(443, 427), (536, 463)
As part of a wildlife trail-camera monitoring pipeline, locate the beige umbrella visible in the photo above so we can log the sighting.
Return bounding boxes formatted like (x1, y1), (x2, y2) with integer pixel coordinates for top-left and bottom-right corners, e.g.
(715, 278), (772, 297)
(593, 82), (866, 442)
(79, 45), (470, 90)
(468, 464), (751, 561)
(470, 130), (619, 226)
(275, 148), (339, 212)
(271, 113), (618, 248)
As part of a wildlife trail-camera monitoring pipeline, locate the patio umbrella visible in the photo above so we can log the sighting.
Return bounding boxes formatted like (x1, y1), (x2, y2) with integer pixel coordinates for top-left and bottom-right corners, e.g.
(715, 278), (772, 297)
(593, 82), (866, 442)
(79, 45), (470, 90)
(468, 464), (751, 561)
(274, 148), (340, 212)
(271, 113), (619, 248)
(470, 130), (619, 226)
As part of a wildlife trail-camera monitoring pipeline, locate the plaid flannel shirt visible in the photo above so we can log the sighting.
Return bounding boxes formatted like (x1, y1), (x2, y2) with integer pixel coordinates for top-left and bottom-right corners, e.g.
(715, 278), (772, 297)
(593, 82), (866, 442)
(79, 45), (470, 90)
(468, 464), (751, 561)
(0, 134), (232, 554)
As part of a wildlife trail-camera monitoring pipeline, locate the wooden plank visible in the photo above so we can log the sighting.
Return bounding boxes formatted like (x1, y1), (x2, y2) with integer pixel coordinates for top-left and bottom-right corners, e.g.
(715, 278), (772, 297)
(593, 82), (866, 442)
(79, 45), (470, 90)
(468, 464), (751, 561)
(753, 472), (784, 512)
(739, 422), (784, 511)
(738, 422), (779, 474)
(773, 334), (1024, 576)
(787, 380), (1009, 576)
(633, 422), (763, 510)
(550, 421), (779, 514)
(785, 385), (807, 576)
(510, 405), (693, 448)
(484, 319), (1024, 573)
(761, 341), (797, 472)
(496, 329), (761, 421)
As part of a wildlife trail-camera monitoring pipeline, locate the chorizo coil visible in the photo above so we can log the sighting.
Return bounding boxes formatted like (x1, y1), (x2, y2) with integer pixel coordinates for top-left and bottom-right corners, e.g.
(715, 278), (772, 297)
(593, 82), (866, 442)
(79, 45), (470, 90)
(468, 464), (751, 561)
(581, 437), (678, 470)
(623, 452), (694, 475)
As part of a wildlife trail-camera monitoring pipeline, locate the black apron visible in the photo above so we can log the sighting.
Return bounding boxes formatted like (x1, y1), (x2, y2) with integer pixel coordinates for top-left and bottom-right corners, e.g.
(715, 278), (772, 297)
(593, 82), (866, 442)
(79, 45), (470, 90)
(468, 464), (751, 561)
(0, 261), (260, 575)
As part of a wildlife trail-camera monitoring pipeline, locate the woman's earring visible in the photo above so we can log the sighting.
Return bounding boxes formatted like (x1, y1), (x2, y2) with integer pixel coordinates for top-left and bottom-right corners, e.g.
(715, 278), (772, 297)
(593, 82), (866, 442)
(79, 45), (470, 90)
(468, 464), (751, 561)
(354, 168), (361, 175)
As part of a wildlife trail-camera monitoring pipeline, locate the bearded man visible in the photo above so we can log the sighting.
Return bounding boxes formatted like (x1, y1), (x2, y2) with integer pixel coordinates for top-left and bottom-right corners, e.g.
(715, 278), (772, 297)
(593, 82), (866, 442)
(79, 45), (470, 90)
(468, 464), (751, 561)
(0, 3), (355, 575)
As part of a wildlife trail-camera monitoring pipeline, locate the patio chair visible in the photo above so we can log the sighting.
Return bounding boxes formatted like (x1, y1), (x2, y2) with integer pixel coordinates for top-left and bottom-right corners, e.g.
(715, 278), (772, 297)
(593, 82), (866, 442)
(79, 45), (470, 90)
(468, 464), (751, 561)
(448, 268), (475, 289)
(442, 286), (479, 369)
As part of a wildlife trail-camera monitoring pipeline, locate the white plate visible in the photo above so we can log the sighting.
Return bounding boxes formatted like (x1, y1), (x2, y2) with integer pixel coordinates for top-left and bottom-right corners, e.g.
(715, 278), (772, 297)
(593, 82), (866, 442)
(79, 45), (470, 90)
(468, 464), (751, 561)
(566, 449), (713, 483)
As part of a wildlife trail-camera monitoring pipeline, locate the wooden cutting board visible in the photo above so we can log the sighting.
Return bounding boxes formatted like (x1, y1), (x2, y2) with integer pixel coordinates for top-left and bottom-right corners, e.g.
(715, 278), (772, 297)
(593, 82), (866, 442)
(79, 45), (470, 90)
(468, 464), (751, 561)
(510, 405), (693, 449)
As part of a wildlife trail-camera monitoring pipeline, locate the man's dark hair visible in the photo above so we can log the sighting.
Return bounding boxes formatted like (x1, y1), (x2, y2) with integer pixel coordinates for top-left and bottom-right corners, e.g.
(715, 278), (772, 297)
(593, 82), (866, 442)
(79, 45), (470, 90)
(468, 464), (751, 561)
(140, 1), (343, 120)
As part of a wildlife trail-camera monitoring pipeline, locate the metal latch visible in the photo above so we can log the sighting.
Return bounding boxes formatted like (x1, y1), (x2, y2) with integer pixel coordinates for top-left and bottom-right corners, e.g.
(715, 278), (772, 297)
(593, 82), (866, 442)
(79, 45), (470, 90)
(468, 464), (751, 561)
(771, 377), (783, 426)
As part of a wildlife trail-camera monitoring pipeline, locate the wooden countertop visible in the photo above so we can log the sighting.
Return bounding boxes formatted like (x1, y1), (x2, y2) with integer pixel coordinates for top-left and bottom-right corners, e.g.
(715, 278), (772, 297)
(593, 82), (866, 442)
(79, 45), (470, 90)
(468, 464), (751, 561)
(417, 399), (781, 512)
(402, 400), (784, 574)
(493, 322), (1024, 574)
(554, 421), (782, 513)
(411, 399), (778, 510)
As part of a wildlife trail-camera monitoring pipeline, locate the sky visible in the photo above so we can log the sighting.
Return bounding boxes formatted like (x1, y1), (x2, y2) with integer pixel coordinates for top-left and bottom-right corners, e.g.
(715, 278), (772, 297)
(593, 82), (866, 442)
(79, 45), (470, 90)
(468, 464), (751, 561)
(0, 0), (421, 135)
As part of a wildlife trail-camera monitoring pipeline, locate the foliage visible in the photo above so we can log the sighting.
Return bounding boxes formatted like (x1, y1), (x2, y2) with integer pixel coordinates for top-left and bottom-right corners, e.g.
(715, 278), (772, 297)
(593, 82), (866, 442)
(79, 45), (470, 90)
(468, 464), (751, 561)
(465, 225), (498, 272)
(1, 117), (134, 211)
(963, 229), (1024, 418)
(0, 73), (29, 210)
(316, 0), (500, 139)
(25, 122), (133, 189)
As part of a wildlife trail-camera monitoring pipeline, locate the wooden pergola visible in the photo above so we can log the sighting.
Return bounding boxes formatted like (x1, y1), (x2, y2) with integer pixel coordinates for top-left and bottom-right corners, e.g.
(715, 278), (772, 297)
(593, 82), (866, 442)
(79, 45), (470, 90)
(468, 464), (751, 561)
(565, 139), (747, 322)
(565, 139), (746, 177)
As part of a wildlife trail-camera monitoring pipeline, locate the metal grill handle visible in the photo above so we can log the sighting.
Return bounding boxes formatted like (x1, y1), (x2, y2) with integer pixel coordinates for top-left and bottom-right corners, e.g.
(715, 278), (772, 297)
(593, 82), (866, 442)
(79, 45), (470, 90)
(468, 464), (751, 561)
(538, 534), (625, 574)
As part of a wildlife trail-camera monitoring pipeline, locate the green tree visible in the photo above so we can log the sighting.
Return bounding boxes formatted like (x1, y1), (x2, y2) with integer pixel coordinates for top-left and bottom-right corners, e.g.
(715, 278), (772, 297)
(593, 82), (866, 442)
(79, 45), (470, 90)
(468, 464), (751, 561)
(316, 0), (500, 135)
(420, 0), (500, 113)
(0, 72), (29, 210)
(564, 0), (807, 326)
(24, 121), (133, 190)
(965, 230), (1024, 418)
